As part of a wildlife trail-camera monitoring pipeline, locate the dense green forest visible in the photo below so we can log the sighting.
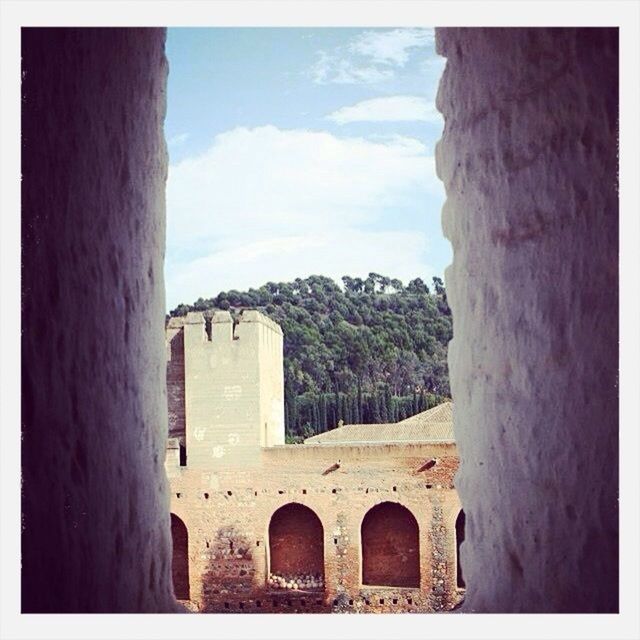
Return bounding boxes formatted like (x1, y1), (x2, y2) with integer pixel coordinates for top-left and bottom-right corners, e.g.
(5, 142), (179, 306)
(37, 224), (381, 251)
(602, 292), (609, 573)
(169, 273), (452, 442)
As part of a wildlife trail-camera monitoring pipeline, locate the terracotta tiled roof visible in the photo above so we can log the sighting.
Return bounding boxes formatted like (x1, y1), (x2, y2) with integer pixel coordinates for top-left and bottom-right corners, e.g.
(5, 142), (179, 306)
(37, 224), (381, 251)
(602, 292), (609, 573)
(304, 401), (454, 444)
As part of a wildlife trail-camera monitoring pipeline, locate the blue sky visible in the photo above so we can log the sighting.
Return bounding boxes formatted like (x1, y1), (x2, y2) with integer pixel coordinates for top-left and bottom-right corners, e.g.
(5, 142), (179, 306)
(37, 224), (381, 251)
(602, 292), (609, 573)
(165, 28), (449, 310)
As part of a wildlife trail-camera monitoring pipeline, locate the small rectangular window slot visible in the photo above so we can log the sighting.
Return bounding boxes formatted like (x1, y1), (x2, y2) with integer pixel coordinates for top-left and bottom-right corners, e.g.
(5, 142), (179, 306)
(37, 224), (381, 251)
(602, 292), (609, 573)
(224, 602), (229, 609)
(392, 598), (398, 604)
(256, 600), (262, 607)
(379, 598), (384, 605)
(302, 489), (307, 494)
(227, 490), (232, 496)
(392, 486), (397, 492)
(204, 492), (209, 499)
(176, 492), (181, 498)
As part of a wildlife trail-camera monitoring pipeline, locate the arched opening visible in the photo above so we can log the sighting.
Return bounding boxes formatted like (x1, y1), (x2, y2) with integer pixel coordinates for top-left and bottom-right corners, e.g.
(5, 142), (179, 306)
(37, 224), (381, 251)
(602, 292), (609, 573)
(170, 514), (190, 600)
(268, 503), (324, 590)
(455, 510), (466, 589)
(361, 502), (420, 588)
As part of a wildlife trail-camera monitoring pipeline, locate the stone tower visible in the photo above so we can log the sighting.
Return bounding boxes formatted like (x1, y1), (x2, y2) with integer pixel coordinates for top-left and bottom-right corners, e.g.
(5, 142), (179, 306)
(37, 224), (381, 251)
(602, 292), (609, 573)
(173, 309), (285, 470)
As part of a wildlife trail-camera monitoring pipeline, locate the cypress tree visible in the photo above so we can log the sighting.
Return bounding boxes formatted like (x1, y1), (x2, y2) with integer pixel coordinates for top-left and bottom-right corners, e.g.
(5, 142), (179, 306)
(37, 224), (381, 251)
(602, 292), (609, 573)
(371, 393), (381, 423)
(350, 394), (359, 423)
(319, 394), (328, 431)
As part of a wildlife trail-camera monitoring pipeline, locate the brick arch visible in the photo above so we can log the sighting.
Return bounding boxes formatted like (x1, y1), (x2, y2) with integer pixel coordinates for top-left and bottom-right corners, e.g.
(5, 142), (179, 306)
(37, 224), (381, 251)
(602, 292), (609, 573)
(268, 503), (324, 582)
(361, 501), (420, 588)
(170, 513), (190, 600)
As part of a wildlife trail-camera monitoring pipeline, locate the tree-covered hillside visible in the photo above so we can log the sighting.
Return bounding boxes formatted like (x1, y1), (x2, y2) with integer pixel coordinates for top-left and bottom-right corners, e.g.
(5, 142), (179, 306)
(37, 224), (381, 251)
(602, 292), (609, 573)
(169, 273), (452, 442)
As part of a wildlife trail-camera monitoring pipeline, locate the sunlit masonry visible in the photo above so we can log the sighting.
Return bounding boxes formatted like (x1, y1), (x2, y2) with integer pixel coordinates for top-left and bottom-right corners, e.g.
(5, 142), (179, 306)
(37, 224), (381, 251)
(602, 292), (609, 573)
(166, 310), (464, 613)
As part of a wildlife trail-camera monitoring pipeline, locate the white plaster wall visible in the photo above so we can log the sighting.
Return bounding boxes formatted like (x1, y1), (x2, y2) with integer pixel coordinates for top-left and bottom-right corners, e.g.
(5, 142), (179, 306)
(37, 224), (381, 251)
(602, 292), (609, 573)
(21, 28), (180, 612)
(435, 27), (618, 612)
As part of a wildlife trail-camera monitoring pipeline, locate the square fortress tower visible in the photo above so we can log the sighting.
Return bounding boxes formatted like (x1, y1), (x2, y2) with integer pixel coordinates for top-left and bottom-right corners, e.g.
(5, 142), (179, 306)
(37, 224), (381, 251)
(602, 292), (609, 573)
(168, 310), (285, 469)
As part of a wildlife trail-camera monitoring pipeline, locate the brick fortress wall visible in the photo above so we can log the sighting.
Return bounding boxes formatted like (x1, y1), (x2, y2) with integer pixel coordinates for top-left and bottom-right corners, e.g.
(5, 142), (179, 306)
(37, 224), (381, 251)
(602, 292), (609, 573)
(165, 312), (464, 613)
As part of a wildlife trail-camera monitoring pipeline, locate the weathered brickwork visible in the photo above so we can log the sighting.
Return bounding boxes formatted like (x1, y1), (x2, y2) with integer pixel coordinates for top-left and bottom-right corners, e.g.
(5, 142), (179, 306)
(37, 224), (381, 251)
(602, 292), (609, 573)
(167, 443), (462, 613)
(166, 311), (464, 613)
(167, 325), (186, 439)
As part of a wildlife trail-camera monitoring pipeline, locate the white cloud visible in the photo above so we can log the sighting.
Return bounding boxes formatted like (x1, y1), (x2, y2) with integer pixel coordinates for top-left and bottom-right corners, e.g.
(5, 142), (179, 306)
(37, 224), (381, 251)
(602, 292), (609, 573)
(310, 28), (435, 85)
(310, 51), (394, 85)
(349, 29), (434, 67)
(168, 132), (190, 147)
(165, 125), (443, 308)
(327, 96), (441, 125)
(167, 230), (434, 306)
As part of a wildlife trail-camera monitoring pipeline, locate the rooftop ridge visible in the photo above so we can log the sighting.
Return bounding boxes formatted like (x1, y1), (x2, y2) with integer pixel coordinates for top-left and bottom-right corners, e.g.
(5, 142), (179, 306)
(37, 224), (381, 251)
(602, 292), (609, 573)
(303, 401), (454, 444)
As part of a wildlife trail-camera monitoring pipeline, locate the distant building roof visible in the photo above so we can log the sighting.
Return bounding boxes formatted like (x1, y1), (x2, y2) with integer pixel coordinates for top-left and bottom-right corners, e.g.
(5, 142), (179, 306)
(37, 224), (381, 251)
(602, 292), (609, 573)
(398, 400), (453, 426)
(304, 401), (454, 445)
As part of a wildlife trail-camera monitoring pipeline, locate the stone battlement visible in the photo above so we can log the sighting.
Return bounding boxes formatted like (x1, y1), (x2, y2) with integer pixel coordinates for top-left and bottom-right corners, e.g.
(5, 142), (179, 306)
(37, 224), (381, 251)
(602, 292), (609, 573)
(168, 309), (283, 342)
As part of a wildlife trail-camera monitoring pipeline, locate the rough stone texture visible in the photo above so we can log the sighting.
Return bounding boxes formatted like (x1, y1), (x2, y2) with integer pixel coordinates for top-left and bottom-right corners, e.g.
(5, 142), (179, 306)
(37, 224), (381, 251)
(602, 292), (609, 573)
(21, 28), (179, 612)
(435, 27), (618, 613)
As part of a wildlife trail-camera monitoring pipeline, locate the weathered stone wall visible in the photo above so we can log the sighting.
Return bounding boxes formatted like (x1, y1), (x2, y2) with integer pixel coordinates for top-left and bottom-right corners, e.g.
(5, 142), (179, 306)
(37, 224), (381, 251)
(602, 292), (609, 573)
(435, 27), (618, 612)
(21, 27), (179, 612)
(166, 442), (463, 613)
(181, 311), (285, 470)
(167, 321), (186, 439)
